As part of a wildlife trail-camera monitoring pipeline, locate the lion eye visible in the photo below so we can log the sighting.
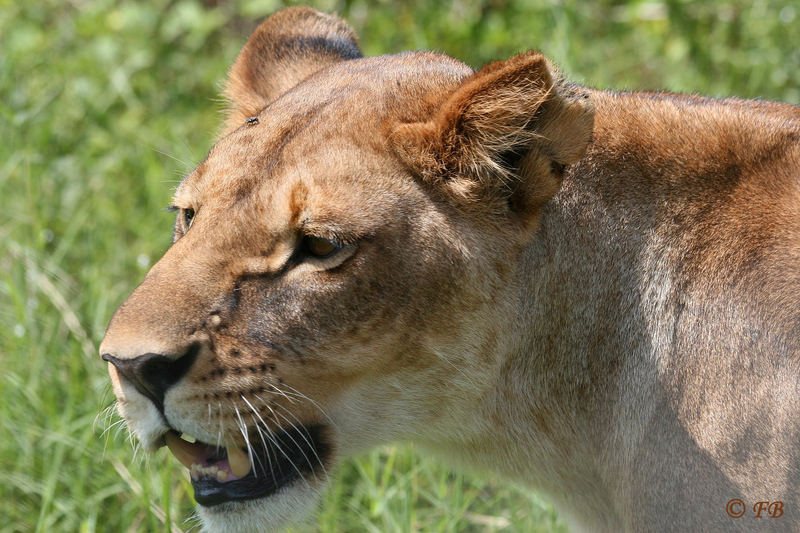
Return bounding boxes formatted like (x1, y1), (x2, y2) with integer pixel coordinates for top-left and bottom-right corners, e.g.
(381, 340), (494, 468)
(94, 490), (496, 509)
(183, 208), (195, 228)
(302, 235), (340, 258)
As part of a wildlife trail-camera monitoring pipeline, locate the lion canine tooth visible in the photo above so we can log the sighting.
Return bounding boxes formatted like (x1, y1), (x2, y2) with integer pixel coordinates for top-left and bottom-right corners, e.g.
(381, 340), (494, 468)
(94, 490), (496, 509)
(227, 446), (251, 477)
(165, 432), (199, 469)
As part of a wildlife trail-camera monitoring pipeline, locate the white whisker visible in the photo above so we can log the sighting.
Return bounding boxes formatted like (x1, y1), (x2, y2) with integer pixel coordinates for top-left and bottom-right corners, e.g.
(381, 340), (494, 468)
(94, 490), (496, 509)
(257, 394), (328, 478)
(278, 382), (338, 429)
(270, 402), (328, 481)
(101, 418), (127, 439)
(184, 509), (204, 532)
(216, 402), (224, 450)
(266, 383), (298, 404)
(240, 395), (278, 486)
(131, 439), (143, 463)
(232, 404), (257, 475)
(257, 400), (313, 490)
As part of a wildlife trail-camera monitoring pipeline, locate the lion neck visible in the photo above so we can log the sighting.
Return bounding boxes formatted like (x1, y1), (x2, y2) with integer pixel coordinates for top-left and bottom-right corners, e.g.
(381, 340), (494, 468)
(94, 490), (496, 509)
(452, 91), (800, 530)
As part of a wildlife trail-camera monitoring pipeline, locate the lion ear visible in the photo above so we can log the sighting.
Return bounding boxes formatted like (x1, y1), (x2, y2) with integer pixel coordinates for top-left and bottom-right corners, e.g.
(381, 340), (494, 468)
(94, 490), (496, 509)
(390, 51), (593, 225)
(222, 6), (362, 133)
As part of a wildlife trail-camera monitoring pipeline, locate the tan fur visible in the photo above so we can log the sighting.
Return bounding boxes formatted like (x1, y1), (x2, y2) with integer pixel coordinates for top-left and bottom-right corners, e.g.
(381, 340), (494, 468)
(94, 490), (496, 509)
(101, 7), (800, 532)
(222, 6), (361, 134)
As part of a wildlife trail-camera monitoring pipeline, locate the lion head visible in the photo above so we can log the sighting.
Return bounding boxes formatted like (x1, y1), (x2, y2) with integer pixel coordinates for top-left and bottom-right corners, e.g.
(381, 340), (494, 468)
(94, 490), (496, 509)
(100, 7), (593, 531)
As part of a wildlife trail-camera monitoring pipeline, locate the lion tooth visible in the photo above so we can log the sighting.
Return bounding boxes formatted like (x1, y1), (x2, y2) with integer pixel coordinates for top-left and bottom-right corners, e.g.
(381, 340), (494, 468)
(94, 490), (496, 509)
(217, 470), (229, 482)
(227, 446), (251, 478)
(165, 432), (198, 469)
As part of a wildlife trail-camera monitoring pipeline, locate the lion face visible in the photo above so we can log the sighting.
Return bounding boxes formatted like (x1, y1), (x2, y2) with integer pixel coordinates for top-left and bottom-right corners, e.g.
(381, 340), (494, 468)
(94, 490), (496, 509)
(100, 7), (592, 531)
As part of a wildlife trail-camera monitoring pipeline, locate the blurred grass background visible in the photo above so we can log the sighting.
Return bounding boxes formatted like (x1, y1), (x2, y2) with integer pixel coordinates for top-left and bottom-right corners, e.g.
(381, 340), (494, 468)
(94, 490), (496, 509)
(1, 0), (798, 531)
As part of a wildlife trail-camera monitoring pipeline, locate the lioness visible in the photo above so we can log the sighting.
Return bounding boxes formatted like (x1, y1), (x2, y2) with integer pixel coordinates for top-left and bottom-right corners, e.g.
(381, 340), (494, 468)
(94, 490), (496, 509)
(100, 6), (800, 532)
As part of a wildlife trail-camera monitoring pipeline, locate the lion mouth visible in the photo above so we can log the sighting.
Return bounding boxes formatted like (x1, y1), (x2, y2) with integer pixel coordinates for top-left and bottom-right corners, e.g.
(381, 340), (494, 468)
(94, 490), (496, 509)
(164, 424), (329, 506)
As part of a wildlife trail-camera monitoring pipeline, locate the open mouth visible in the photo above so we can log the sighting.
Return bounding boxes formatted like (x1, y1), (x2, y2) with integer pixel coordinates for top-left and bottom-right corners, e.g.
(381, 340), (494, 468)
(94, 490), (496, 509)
(165, 424), (329, 506)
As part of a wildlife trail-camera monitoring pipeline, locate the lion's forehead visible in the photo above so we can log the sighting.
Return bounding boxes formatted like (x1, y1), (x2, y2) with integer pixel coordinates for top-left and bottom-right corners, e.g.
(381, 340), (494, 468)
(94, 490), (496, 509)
(176, 55), (466, 226)
(185, 136), (412, 228)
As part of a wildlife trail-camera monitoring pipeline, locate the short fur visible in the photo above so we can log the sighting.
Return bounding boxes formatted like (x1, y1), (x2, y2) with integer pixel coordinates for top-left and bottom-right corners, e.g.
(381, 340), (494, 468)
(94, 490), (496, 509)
(101, 7), (800, 532)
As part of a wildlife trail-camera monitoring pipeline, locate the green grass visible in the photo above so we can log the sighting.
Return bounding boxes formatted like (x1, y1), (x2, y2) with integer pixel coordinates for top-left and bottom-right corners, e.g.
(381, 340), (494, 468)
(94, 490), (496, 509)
(1, 0), (797, 531)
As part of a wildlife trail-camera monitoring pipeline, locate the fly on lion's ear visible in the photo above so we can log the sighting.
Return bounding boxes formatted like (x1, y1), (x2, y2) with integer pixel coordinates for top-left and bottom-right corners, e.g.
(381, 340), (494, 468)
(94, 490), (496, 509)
(245, 116), (259, 126)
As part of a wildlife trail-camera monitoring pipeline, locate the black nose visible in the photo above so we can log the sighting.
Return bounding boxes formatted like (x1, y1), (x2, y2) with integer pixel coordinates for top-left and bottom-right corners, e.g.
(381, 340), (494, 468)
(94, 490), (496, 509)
(102, 344), (199, 411)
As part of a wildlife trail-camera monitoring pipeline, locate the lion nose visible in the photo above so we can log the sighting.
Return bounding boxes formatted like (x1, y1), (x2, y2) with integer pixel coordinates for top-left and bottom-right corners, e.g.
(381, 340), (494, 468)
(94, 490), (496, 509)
(102, 345), (199, 410)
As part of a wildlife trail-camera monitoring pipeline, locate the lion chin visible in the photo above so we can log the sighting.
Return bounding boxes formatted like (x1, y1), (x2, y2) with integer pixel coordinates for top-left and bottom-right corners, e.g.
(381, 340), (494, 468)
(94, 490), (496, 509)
(197, 484), (322, 533)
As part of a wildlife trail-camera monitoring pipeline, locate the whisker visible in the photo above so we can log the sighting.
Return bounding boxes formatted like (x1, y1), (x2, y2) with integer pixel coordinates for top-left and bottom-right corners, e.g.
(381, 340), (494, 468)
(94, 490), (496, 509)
(267, 406), (317, 476)
(257, 394), (328, 478)
(94, 402), (117, 433)
(279, 382), (339, 431)
(184, 510), (204, 532)
(248, 397), (283, 478)
(257, 401), (313, 490)
(269, 402), (328, 480)
(250, 414), (279, 486)
(240, 395), (278, 487)
(265, 383), (298, 404)
(114, 422), (128, 438)
(150, 146), (193, 170)
(100, 418), (127, 439)
(232, 404), (258, 475)
(99, 405), (127, 456)
(131, 440), (142, 463)
(216, 402), (224, 450)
